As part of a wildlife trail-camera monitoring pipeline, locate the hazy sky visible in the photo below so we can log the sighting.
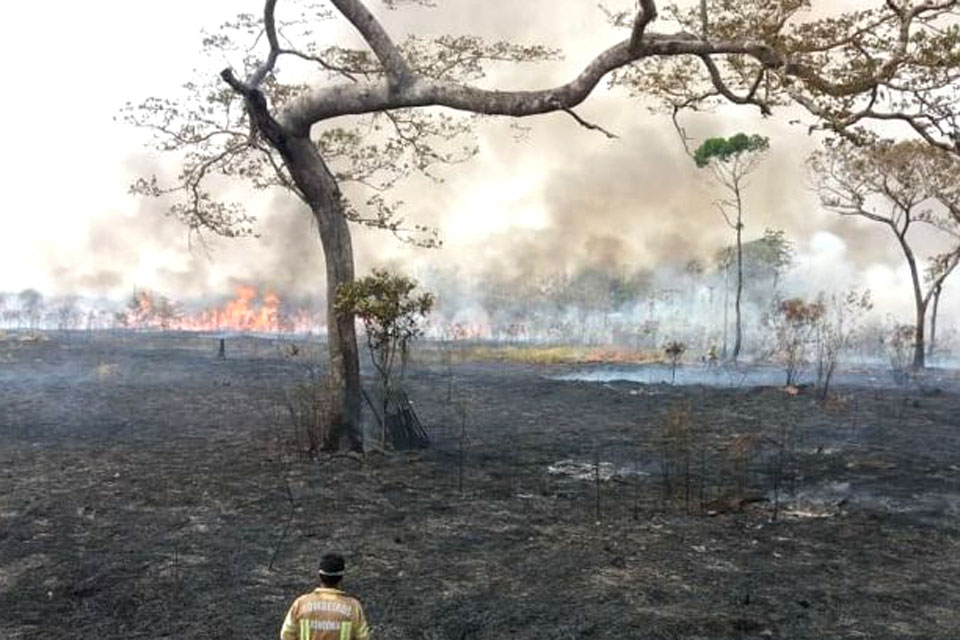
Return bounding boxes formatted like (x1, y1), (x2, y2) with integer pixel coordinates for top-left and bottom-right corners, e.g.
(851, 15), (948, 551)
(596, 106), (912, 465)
(1, 0), (955, 323)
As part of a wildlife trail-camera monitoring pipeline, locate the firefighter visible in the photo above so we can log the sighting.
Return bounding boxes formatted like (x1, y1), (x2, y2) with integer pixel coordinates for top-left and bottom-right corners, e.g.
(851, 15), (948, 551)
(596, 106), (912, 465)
(280, 553), (371, 640)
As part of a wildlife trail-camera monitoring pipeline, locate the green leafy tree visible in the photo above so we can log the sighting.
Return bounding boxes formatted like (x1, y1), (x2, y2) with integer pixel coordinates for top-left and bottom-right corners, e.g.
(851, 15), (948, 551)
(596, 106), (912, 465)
(694, 133), (769, 362)
(693, 133), (768, 168)
(127, 0), (960, 447)
(336, 269), (433, 449)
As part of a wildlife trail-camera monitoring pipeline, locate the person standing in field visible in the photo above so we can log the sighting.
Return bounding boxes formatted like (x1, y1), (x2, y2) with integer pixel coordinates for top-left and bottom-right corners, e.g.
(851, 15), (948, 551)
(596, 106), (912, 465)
(280, 553), (371, 640)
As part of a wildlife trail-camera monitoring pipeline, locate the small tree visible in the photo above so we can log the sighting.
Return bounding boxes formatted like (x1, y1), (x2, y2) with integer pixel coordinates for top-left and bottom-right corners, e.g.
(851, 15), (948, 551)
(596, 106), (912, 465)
(663, 340), (686, 384)
(336, 269), (433, 449)
(693, 133), (770, 362)
(768, 297), (824, 386)
(53, 297), (81, 333)
(18, 289), (44, 331)
(925, 254), (955, 361)
(126, 289), (155, 330)
(155, 295), (183, 331)
(884, 323), (916, 385)
(751, 228), (794, 294)
(816, 289), (873, 400)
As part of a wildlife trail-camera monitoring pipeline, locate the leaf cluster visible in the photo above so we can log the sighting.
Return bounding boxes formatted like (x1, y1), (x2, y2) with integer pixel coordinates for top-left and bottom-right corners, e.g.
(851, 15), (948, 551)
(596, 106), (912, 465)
(663, 340), (686, 359)
(693, 133), (770, 167)
(335, 268), (435, 349)
(715, 227), (793, 276)
(614, 0), (960, 152)
(778, 297), (825, 325)
(124, 0), (564, 243)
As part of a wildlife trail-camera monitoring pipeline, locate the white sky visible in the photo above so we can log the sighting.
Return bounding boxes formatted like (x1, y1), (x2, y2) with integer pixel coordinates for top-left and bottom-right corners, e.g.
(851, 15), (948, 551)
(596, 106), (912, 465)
(1, 1), (229, 291)
(0, 0), (956, 328)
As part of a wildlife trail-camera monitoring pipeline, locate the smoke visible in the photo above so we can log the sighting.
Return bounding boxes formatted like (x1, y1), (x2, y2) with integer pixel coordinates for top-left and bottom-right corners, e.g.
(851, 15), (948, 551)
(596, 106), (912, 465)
(9, 0), (957, 341)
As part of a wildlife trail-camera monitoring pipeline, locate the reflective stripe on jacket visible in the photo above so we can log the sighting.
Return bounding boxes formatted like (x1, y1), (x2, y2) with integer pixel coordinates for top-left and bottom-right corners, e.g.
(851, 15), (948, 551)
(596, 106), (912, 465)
(280, 587), (370, 640)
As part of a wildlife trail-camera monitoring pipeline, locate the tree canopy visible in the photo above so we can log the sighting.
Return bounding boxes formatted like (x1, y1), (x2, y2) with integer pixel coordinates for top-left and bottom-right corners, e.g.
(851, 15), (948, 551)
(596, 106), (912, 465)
(716, 228), (793, 281)
(810, 138), (960, 368)
(693, 134), (770, 168)
(335, 268), (435, 349)
(125, 0), (960, 242)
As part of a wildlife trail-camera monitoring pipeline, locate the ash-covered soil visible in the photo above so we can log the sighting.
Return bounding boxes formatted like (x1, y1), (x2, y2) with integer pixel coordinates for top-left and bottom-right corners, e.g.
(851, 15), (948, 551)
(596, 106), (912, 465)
(2, 333), (960, 639)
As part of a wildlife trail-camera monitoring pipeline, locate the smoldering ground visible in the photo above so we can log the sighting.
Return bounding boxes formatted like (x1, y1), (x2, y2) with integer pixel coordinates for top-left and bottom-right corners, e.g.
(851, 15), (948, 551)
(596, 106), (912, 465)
(2, 333), (960, 639)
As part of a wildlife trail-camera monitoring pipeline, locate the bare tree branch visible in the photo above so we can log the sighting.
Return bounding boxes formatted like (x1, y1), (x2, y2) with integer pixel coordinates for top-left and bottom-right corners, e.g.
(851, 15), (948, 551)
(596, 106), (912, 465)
(277, 47), (360, 82)
(630, 0), (659, 53)
(699, 0), (709, 40)
(248, 0), (280, 88)
(562, 108), (618, 139)
(698, 54), (770, 115)
(279, 34), (785, 132)
(715, 202), (737, 230)
(328, 0), (412, 89)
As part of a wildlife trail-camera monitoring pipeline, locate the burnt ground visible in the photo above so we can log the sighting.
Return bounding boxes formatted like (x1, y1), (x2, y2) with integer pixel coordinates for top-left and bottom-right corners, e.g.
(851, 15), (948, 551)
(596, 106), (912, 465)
(1, 332), (960, 639)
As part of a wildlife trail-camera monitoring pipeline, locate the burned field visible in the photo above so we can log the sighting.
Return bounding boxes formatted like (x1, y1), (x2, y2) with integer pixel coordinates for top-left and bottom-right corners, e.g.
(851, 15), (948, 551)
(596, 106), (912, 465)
(2, 333), (960, 639)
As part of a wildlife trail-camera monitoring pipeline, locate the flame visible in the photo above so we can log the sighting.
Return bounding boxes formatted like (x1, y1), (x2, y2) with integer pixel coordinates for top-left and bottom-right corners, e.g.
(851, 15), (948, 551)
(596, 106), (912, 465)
(123, 285), (324, 334)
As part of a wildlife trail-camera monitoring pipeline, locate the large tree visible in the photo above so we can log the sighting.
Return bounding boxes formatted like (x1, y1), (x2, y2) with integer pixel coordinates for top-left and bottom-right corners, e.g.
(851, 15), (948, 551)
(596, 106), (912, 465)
(128, 0), (960, 448)
(810, 139), (960, 369)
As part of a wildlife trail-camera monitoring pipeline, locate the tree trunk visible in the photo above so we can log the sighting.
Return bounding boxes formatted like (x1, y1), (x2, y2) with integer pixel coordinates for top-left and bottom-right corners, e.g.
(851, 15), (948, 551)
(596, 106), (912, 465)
(722, 265), (729, 359)
(284, 136), (363, 451)
(913, 298), (926, 370)
(928, 283), (941, 360)
(900, 235), (926, 370)
(224, 79), (365, 452)
(732, 196), (744, 362)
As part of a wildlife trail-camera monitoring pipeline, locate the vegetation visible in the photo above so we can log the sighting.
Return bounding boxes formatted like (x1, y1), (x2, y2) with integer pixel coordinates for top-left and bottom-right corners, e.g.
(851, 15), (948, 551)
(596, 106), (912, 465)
(336, 269), (433, 448)
(815, 289), (873, 400)
(693, 133), (770, 361)
(768, 297), (825, 387)
(811, 140), (960, 369)
(663, 340), (686, 384)
(125, 0), (960, 448)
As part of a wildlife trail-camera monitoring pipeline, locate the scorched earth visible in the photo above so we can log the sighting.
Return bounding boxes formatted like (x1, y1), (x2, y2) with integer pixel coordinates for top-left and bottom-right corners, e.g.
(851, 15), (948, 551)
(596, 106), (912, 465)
(1, 332), (959, 639)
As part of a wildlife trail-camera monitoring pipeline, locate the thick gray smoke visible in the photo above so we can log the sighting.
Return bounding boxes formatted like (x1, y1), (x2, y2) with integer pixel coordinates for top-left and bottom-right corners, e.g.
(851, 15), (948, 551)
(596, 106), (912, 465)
(15, 0), (958, 345)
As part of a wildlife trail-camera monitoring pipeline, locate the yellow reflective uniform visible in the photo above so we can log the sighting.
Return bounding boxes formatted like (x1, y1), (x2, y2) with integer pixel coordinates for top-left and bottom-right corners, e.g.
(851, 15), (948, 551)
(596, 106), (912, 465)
(280, 587), (371, 640)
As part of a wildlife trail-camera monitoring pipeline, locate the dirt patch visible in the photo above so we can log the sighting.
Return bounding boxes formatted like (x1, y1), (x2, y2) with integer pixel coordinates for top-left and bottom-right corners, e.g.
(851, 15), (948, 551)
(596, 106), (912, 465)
(1, 333), (959, 639)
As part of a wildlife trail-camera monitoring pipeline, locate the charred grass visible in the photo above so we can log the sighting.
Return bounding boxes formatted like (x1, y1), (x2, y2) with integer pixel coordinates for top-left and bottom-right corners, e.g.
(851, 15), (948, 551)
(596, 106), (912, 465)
(1, 333), (959, 639)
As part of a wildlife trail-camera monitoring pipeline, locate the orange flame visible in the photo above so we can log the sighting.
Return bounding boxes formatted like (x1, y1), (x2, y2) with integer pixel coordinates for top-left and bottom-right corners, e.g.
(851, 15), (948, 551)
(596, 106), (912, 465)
(124, 285), (323, 334)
